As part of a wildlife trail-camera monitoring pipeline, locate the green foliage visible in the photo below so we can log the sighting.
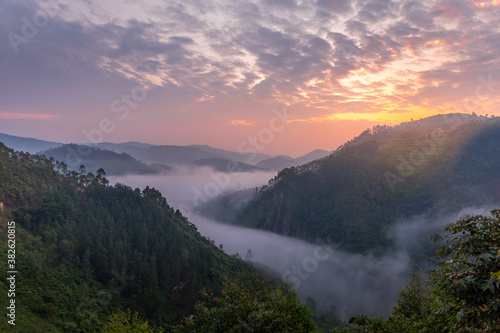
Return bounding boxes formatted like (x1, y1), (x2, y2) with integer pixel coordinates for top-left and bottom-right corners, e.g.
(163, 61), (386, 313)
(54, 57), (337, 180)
(102, 309), (163, 333)
(386, 273), (448, 332)
(0, 142), (63, 209)
(431, 209), (500, 331)
(331, 314), (387, 333)
(174, 272), (316, 332)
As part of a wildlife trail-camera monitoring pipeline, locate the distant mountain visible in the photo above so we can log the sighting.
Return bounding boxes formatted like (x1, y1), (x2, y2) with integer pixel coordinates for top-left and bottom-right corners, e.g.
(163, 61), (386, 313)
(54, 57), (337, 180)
(294, 149), (331, 165)
(256, 149), (331, 171)
(1, 133), (331, 173)
(206, 114), (500, 253)
(150, 163), (174, 173)
(118, 141), (155, 148)
(0, 133), (62, 153)
(91, 142), (273, 166)
(256, 155), (294, 171)
(193, 158), (264, 173)
(88, 143), (227, 165)
(189, 145), (273, 164)
(41, 144), (169, 175)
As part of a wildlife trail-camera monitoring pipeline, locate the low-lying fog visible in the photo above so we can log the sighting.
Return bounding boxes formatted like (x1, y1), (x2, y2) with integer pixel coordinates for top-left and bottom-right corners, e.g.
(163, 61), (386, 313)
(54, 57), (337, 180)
(109, 167), (496, 319)
(110, 166), (277, 211)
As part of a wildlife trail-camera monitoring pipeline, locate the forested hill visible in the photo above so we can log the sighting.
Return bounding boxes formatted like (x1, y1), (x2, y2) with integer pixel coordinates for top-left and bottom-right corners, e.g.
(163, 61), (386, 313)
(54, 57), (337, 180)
(233, 113), (500, 253)
(0, 142), (252, 331)
(41, 144), (171, 175)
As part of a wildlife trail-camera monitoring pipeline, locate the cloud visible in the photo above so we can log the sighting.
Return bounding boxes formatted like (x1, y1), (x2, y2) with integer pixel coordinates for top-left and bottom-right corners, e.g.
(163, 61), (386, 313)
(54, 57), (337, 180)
(0, 112), (56, 120)
(345, 19), (368, 36)
(261, 0), (297, 9)
(231, 119), (254, 126)
(355, 0), (399, 24)
(316, 0), (353, 15)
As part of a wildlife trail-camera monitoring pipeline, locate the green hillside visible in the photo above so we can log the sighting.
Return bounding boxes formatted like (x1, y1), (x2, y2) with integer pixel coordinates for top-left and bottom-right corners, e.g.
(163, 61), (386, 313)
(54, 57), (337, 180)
(234, 114), (500, 253)
(0, 142), (255, 331)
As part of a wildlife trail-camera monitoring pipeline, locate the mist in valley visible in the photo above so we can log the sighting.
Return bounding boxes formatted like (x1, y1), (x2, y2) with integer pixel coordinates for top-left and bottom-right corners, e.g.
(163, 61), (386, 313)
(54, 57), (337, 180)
(109, 168), (497, 319)
(109, 166), (277, 212)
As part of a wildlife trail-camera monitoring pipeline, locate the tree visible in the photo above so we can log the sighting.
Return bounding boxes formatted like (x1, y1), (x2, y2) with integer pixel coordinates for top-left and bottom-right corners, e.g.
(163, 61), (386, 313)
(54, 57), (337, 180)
(96, 167), (109, 185)
(431, 209), (500, 331)
(245, 248), (253, 261)
(102, 309), (163, 333)
(175, 272), (316, 332)
(387, 273), (447, 332)
(78, 164), (87, 184)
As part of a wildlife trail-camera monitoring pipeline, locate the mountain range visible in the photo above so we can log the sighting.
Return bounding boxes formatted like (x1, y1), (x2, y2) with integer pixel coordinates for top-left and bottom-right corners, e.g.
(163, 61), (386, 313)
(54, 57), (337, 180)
(0, 133), (332, 175)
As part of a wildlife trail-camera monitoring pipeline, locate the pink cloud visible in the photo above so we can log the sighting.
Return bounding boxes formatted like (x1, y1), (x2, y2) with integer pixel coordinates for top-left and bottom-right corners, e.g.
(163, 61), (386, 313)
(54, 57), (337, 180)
(0, 112), (57, 120)
(231, 119), (254, 126)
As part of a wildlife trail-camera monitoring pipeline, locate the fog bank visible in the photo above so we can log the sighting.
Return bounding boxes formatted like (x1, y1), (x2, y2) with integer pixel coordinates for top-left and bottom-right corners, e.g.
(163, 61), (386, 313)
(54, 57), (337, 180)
(109, 166), (276, 212)
(109, 169), (498, 319)
(187, 206), (497, 317)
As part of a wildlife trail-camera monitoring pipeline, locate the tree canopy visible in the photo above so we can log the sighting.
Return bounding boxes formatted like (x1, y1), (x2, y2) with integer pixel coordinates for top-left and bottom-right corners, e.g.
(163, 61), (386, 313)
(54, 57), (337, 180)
(174, 272), (316, 333)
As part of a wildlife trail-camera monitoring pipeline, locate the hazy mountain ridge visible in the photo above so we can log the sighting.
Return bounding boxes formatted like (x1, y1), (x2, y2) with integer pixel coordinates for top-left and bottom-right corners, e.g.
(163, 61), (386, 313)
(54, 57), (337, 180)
(256, 150), (332, 171)
(188, 144), (273, 164)
(40, 144), (171, 176)
(0, 133), (62, 154)
(0, 133), (333, 174)
(192, 158), (264, 173)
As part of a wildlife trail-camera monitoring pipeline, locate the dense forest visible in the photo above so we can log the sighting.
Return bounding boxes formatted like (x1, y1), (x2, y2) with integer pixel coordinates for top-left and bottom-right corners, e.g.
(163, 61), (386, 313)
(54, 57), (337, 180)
(0, 142), (314, 331)
(220, 114), (500, 253)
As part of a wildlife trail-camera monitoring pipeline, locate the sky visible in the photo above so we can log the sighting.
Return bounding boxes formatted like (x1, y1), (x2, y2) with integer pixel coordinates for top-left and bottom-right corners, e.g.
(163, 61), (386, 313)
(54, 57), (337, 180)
(1, 0), (500, 157)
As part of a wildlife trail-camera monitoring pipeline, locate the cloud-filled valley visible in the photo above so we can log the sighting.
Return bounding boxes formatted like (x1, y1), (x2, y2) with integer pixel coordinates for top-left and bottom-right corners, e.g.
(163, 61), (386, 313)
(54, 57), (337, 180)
(109, 167), (498, 318)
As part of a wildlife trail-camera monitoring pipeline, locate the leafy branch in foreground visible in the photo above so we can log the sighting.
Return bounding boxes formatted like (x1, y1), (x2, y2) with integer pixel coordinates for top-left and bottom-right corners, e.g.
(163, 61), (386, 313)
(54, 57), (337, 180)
(431, 209), (500, 331)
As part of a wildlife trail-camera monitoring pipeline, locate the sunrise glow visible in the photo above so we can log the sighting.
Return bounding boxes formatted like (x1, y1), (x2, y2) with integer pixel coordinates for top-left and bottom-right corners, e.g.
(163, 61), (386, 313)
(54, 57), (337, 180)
(1, 0), (500, 156)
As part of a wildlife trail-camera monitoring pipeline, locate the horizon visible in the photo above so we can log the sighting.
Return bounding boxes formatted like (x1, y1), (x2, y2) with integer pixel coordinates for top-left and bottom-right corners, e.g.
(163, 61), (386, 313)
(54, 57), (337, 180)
(1, 0), (500, 156)
(1, 112), (479, 159)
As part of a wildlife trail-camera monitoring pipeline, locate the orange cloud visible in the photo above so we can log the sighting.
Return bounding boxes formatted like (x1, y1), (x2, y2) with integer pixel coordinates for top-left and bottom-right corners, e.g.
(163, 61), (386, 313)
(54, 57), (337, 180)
(290, 112), (405, 124)
(473, 2), (488, 8)
(231, 119), (254, 126)
(0, 112), (56, 120)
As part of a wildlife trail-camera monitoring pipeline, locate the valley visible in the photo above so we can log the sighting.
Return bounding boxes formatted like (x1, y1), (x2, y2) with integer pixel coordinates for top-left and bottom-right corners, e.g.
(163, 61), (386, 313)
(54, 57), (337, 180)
(2, 113), (499, 331)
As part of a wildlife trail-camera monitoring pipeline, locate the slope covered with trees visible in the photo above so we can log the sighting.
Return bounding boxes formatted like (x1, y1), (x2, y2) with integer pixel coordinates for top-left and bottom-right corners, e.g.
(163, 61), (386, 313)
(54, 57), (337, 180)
(0, 143), (64, 209)
(0, 143), (263, 331)
(232, 114), (500, 253)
